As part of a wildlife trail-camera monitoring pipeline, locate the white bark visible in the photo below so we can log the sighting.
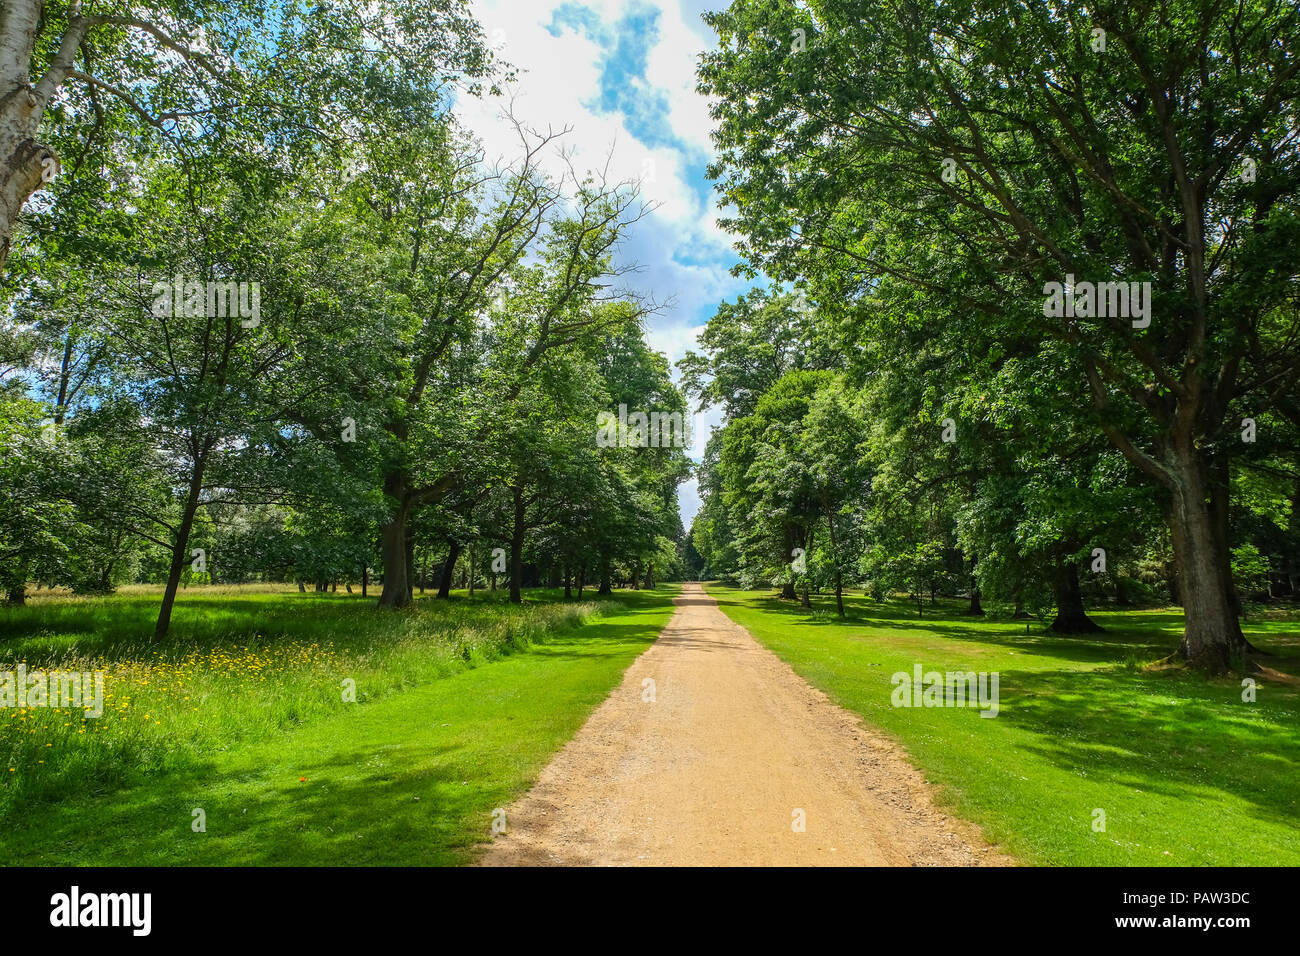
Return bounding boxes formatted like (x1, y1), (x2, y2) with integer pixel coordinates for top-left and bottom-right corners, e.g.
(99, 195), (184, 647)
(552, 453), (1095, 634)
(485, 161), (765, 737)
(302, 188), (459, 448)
(0, 2), (128, 271)
(1, 0), (57, 271)
(0, 0), (42, 87)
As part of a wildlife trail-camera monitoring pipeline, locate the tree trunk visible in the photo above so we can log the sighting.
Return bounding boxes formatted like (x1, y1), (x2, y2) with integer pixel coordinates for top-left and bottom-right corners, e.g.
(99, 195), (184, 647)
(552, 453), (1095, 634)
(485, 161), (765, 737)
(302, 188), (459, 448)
(404, 524), (415, 603)
(1209, 455), (1242, 617)
(598, 554), (612, 595)
(781, 521), (799, 598)
(577, 564), (585, 599)
(509, 485), (525, 605)
(564, 565), (572, 599)
(0, 118), (54, 276)
(361, 563), (368, 598)
(1114, 574), (1133, 606)
(54, 334), (73, 424)
(820, 509), (844, 617)
(0, 0), (68, 275)
(377, 476), (412, 607)
(1167, 451), (1246, 671)
(1208, 454), (1267, 654)
(1167, 562), (1181, 606)
(436, 541), (461, 599)
(154, 450), (210, 639)
(1050, 562), (1103, 633)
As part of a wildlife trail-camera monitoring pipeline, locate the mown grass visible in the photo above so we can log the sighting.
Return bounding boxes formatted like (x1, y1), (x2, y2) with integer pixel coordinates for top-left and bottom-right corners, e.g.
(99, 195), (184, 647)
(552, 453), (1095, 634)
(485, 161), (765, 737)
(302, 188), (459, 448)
(0, 583), (679, 864)
(706, 584), (1300, 867)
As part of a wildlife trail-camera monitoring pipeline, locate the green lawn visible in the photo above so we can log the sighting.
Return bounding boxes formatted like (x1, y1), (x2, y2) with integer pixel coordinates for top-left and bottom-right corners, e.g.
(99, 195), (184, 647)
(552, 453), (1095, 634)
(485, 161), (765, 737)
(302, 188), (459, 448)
(706, 584), (1300, 867)
(0, 583), (678, 865)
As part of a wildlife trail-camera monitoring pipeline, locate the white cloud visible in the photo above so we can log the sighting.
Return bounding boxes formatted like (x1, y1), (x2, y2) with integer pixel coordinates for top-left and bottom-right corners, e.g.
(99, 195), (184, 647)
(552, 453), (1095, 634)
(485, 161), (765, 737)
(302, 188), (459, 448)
(644, 1), (718, 154)
(463, 0), (734, 259)
(463, 1), (751, 528)
(677, 475), (701, 528)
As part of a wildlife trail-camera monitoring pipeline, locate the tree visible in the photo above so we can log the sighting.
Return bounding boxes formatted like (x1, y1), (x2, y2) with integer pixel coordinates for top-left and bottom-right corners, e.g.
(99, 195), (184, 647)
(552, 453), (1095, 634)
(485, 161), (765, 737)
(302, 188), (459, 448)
(0, 392), (85, 601)
(346, 122), (653, 609)
(718, 371), (833, 597)
(1, 0), (493, 273)
(88, 163), (376, 637)
(678, 287), (834, 421)
(700, 0), (1300, 671)
(800, 378), (868, 616)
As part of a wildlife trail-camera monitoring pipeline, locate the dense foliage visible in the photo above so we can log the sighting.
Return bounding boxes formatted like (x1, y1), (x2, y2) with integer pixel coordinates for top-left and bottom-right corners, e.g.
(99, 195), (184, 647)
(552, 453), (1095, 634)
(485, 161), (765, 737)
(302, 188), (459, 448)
(689, 0), (1300, 671)
(1, 0), (690, 637)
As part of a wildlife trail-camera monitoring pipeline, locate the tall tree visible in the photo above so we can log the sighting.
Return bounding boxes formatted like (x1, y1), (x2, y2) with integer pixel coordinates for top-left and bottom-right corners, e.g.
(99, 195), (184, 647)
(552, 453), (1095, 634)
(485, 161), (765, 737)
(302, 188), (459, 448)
(1, 0), (493, 273)
(341, 120), (652, 608)
(700, 0), (1300, 671)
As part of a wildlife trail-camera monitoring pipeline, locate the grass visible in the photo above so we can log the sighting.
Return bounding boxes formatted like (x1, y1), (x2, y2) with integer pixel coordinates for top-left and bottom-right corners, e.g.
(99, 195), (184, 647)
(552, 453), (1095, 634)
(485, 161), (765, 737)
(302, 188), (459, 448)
(705, 584), (1300, 867)
(0, 582), (678, 865)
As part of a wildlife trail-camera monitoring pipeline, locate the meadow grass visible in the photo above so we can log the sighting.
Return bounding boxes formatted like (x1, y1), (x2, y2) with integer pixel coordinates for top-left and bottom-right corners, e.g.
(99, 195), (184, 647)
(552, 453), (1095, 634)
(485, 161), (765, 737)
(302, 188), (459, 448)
(706, 584), (1300, 866)
(0, 583), (678, 863)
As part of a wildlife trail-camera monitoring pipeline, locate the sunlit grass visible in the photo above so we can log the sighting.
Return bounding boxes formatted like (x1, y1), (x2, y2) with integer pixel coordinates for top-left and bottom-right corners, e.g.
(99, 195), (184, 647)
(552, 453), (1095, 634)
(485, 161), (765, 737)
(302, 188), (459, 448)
(0, 584), (610, 821)
(707, 585), (1300, 867)
(0, 584), (680, 865)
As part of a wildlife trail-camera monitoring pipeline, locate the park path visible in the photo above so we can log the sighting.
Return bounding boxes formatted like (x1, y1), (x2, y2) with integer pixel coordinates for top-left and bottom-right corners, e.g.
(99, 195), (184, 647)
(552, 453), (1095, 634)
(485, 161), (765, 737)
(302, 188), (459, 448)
(477, 583), (1010, 866)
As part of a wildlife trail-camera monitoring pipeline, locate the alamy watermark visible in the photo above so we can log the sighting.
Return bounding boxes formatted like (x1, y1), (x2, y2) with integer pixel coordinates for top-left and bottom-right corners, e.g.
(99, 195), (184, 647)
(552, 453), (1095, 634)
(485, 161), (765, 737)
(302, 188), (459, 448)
(890, 665), (999, 718)
(596, 404), (693, 449)
(0, 666), (104, 717)
(150, 276), (261, 328)
(1043, 275), (1151, 328)
(49, 886), (150, 936)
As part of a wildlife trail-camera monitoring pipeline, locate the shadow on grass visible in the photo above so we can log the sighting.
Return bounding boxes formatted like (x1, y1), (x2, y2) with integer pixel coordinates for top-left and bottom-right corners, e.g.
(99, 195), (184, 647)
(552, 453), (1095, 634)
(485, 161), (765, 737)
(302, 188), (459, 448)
(714, 587), (1297, 670)
(994, 663), (1300, 828)
(709, 584), (1300, 837)
(0, 588), (676, 866)
(0, 742), (488, 866)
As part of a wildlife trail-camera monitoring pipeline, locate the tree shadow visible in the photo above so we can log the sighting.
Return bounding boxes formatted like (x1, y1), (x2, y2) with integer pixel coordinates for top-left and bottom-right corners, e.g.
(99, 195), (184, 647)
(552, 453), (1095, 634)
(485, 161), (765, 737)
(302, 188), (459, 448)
(994, 664), (1300, 828)
(714, 589), (1298, 669)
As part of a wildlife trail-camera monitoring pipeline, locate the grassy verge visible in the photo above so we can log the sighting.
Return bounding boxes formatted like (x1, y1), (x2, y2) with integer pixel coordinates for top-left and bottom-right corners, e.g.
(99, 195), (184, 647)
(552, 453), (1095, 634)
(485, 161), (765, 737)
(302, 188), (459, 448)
(0, 583), (678, 864)
(706, 584), (1300, 866)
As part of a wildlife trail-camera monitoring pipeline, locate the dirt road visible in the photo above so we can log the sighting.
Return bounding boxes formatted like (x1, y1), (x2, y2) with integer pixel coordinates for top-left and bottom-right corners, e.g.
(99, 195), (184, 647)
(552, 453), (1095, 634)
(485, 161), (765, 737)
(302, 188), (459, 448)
(478, 583), (1010, 866)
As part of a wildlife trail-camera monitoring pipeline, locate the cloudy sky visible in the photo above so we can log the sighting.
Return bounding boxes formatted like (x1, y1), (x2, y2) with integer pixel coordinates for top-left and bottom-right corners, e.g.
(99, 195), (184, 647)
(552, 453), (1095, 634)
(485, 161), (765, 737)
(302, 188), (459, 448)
(458, 0), (752, 529)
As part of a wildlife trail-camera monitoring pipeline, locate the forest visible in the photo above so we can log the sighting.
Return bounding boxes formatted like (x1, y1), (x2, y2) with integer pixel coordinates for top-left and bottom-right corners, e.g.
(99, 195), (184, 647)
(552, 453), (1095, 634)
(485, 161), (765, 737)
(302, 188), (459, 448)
(684, 0), (1300, 674)
(1, 0), (691, 642)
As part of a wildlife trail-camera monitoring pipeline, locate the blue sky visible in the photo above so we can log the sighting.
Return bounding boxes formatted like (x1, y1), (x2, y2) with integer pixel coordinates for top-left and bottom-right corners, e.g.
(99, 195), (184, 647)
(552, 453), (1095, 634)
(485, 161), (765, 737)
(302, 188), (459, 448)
(462, 0), (753, 528)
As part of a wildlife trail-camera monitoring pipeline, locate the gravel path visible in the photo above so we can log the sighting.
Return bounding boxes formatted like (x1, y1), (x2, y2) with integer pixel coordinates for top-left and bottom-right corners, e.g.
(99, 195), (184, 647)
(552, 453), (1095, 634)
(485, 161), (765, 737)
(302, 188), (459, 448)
(478, 583), (1011, 866)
